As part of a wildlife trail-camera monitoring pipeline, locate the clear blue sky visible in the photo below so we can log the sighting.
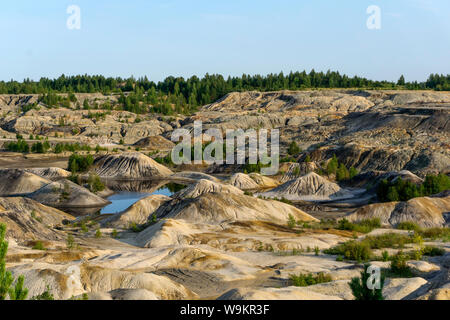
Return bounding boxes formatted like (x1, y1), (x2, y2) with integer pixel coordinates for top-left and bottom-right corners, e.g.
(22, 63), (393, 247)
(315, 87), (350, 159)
(1, 0), (449, 82)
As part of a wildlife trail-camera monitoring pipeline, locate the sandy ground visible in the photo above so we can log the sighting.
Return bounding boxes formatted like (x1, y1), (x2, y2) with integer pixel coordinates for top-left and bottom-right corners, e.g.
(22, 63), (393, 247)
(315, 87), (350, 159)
(0, 152), (68, 169)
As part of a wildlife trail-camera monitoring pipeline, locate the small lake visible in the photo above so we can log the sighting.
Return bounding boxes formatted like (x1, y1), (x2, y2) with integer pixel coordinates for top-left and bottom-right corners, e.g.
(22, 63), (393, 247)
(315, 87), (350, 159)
(100, 183), (185, 214)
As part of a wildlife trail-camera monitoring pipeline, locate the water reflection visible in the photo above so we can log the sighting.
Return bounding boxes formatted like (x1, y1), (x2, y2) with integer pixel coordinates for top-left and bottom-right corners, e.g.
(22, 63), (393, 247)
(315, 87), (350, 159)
(62, 180), (187, 216)
(100, 182), (186, 214)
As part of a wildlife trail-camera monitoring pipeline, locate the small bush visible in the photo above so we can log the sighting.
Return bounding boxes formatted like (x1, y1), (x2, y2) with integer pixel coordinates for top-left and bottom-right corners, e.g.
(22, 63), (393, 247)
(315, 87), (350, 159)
(290, 272), (332, 287)
(87, 173), (105, 193)
(422, 246), (445, 257)
(362, 233), (413, 250)
(418, 227), (450, 241)
(324, 241), (372, 262)
(68, 153), (94, 173)
(337, 218), (381, 234)
(32, 241), (46, 251)
(287, 214), (296, 229)
(390, 251), (413, 277)
(396, 221), (421, 232)
(31, 286), (54, 300)
(95, 229), (102, 238)
(314, 246), (320, 256)
(66, 234), (75, 250)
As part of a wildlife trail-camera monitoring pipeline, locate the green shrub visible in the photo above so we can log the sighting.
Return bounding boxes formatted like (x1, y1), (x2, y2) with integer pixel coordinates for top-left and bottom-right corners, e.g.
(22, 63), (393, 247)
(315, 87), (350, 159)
(129, 222), (143, 233)
(377, 174), (450, 203)
(31, 285), (54, 300)
(418, 227), (450, 241)
(31, 141), (50, 153)
(95, 229), (102, 238)
(290, 272), (332, 287)
(80, 223), (88, 233)
(288, 141), (301, 156)
(32, 241), (46, 251)
(314, 246), (320, 256)
(390, 251), (413, 277)
(1, 223), (29, 300)
(324, 241), (372, 262)
(397, 221), (421, 232)
(68, 153), (94, 173)
(337, 218), (381, 234)
(381, 250), (390, 262)
(66, 234), (75, 250)
(362, 233), (413, 249)
(5, 139), (30, 153)
(87, 173), (105, 193)
(287, 214), (296, 229)
(422, 246), (445, 256)
(349, 264), (385, 300)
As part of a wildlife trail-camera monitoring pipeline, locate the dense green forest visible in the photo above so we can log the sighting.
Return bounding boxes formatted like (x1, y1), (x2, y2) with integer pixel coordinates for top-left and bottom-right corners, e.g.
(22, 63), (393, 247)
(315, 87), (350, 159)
(1, 71), (448, 115)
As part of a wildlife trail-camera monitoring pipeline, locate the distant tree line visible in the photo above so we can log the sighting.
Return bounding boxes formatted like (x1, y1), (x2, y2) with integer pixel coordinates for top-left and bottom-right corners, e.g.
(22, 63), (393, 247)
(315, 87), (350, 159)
(2, 72), (448, 115)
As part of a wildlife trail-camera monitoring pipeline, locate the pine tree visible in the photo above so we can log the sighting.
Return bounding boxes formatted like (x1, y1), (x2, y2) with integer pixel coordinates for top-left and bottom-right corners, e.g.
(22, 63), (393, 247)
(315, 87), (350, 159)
(349, 264), (384, 300)
(397, 75), (405, 86)
(0, 223), (28, 300)
(288, 141), (301, 156)
(0, 223), (13, 300)
(326, 154), (339, 176)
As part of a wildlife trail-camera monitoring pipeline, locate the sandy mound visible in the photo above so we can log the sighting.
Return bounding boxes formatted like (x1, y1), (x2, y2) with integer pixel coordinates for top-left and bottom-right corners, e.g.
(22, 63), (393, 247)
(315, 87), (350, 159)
(230, 173), (259, 190)
(218, 286), (342, 300)
(133, 135), (175, 150)
(262, 172), (353, 201)
(170, 171), (219, 183)
(103, 194), (171, 228)
(136, 217), (341, 250)
(0, 169), (51, 196)
(347, 195), (450, 228)
(80, 265), (196, 300)
(0, 197), (74, 242)
(155, 191), (317, 226)
(25, 167), (71, 180)
(218, 276), (428, 300)
(248, 173), (279, 188)
(230, 173), (278, 190)
(9, 262), (195, 300)
(173, 179), (243, 199)
(87, 288), (159, 300)
(27, 179), (110, 208)
(280, 162), (319, 183)
(93, 152), (173, 179)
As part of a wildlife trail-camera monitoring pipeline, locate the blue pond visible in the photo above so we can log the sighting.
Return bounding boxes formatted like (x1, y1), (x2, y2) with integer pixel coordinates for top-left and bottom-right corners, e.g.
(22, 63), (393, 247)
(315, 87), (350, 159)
(100, 187), (174, 214)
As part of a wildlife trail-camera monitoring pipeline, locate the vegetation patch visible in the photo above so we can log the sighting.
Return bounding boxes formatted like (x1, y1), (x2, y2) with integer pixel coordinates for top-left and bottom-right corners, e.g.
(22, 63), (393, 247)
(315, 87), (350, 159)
(289, 272), (332, 287)
(377, 174), (450, 202)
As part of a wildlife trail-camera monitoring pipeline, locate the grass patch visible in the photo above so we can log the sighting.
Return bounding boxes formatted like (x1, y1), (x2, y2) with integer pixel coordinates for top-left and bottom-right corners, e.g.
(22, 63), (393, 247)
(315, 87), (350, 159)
(324, 241), (372, 262)
(418, 227), (450, 242)
(337, 218), (381, 234)
(325, 233), (416, 262)
(362, 233), (414, 249)
(396, 221), (421, 232)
